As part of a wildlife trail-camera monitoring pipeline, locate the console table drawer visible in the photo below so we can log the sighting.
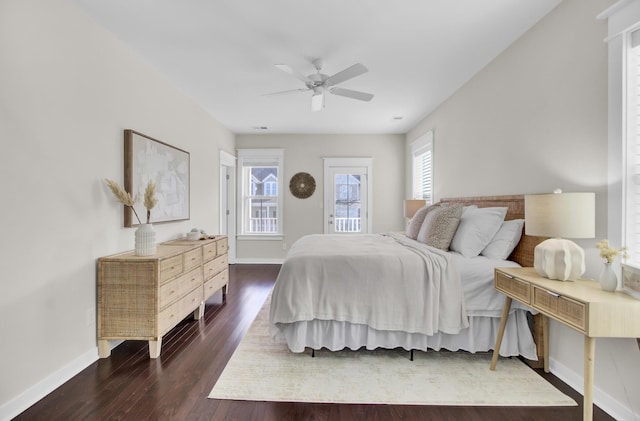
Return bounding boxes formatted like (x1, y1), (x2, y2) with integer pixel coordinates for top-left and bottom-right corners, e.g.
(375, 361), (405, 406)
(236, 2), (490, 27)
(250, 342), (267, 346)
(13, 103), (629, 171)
(533, 286), (586, 332)
(495, 270), (531, 304)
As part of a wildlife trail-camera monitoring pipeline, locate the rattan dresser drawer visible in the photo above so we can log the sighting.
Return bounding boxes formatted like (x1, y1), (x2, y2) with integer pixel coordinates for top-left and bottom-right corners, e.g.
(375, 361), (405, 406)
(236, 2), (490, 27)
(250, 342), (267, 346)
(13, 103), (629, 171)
(533, 286), (586, 332)
(202, 242), (217, 262)
(204, 254), (228, 280)
(158, 287), (203, 336)
(159, 267), (203, 310)
(217, 237), (228, 255)
(160, 255), (183, 283)
(495, 270), (531, 304)
(204, 269), (228, 300)
(183, 247), (203, 271)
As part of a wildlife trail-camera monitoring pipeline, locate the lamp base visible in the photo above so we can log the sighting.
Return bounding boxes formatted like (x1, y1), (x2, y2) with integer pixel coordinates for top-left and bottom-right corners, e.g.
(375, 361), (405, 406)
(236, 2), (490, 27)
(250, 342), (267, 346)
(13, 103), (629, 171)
(533, 238), (585, 281)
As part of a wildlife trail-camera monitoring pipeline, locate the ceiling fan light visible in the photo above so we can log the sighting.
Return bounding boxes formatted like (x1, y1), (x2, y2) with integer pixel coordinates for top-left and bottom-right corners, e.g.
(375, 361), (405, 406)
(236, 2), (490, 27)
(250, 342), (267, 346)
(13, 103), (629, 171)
(311, 92), (324, 111)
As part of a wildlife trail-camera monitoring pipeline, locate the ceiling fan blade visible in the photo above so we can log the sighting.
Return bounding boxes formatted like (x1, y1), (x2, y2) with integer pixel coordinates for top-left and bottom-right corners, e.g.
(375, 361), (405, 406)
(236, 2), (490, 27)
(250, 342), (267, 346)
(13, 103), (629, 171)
(275, 64), (313, 85)
(329, 87), (374, 102)
(262, 88), (309, 96)
(324, 63), (368, 87)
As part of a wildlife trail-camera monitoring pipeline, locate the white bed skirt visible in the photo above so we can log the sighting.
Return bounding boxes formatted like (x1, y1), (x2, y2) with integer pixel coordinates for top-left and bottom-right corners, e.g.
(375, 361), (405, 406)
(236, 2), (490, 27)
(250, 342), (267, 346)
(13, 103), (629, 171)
(273, 309), (538, 361)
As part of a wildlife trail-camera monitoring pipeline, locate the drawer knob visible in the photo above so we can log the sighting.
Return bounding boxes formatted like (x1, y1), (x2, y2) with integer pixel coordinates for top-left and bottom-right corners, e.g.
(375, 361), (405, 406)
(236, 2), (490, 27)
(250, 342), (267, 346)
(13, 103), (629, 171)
(546, 290), (560, 298)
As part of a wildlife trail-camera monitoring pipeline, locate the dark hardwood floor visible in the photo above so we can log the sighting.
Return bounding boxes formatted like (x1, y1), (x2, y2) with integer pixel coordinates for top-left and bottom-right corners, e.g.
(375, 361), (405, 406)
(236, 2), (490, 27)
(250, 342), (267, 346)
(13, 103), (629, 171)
(16, 264), (614, 421)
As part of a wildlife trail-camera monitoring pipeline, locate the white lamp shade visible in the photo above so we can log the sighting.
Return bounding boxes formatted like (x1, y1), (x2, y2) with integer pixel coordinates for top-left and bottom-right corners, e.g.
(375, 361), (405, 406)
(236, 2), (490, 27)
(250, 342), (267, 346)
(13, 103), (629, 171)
(524, 192), (595, 238)
(404, 199), (426, 218)
(525, 192), (595, 281)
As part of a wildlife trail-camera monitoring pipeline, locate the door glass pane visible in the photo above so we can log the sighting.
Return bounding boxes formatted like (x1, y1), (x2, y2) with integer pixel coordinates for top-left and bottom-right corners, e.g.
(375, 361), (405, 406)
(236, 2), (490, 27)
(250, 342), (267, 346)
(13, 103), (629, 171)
(334, 173), (361, 233)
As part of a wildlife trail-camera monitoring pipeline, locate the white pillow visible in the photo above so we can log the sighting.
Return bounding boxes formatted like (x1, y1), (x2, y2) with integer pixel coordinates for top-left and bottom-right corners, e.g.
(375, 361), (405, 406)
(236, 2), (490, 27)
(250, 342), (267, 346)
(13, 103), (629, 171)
(449, 207), (507, 258)
(481, 219), (525, 260)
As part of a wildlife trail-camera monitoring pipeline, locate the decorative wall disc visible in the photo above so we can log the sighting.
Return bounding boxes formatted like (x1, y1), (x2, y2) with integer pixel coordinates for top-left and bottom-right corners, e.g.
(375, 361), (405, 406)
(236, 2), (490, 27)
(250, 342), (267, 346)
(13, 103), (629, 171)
(289, 172), (316, 199)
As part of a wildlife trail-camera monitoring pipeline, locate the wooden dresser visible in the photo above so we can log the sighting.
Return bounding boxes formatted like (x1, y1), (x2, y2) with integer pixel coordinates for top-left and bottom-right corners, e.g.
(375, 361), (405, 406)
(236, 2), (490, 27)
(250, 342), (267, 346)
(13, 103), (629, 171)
(97, 236), (228, 359)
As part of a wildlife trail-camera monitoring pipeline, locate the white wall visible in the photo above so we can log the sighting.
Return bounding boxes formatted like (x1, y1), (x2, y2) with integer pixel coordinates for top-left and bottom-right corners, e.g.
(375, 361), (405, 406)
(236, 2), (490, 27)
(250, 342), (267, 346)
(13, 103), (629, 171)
(0, 0), (234, 418)
(235, 134), (405, 262)
(407, 0), (640, 419)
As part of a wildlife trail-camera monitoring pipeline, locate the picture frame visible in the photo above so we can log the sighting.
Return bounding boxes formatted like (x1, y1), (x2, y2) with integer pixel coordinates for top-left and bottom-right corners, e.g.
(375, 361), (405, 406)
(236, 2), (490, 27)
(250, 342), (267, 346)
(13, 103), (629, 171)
(124, 130), (190, 227)
(621, 263), (640, 300)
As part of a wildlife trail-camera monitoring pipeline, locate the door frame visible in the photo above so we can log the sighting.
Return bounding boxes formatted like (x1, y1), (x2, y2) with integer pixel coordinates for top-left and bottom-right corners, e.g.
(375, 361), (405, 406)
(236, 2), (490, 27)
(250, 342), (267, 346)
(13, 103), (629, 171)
(322, 157), (373, 234)
(219, 150), (236, 263)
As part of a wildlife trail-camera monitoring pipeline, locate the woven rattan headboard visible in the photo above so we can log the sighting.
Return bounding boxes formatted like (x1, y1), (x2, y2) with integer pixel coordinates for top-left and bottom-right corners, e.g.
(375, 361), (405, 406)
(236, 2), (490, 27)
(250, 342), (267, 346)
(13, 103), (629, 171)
(439, 194), (545, 267)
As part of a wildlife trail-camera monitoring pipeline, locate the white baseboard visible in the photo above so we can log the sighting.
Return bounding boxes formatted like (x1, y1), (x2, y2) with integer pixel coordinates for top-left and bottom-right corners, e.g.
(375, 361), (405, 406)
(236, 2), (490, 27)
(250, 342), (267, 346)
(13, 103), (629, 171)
(234, 258), (284, 264)
(549, 357), (638, 421)
(0, 347), (99, 421)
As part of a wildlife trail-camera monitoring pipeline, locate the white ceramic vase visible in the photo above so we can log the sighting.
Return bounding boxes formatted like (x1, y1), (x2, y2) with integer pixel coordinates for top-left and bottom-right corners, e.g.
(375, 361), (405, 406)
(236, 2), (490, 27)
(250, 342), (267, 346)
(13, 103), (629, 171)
(598, 263), (618, 292)
(135, 223), (156, 256)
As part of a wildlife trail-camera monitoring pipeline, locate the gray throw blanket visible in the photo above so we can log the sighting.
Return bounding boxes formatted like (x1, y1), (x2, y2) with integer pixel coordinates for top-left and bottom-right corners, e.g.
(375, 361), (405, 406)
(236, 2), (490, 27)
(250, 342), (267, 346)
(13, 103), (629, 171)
(270, 233), (469, 337)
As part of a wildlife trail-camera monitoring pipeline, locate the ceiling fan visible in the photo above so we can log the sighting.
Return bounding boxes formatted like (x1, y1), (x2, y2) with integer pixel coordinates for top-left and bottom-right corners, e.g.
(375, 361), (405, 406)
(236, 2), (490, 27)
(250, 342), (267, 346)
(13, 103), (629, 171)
(265, 59), (374, 111)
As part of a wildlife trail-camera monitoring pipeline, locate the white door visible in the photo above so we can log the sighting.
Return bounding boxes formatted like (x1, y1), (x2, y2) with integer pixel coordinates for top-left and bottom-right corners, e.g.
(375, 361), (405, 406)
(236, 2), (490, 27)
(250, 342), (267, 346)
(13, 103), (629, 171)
(323, 158), (372, 234)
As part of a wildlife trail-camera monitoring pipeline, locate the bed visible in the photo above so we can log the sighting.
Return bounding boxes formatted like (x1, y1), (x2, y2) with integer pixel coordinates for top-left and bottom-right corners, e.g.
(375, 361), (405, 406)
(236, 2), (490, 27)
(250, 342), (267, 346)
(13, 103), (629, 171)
(269, 195), (545, 362)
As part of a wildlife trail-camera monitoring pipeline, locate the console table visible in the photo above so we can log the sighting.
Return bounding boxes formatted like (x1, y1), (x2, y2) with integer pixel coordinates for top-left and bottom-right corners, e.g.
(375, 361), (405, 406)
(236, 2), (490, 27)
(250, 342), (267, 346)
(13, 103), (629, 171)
(97, 236), (228, 359)
(490, 266), (640, 421)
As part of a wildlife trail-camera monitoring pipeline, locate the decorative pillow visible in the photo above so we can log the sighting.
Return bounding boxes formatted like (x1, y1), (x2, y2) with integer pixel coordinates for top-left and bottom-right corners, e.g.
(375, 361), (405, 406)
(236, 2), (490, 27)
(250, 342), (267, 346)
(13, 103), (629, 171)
(405, 204), (439, 240)
(449, 207), (508, 258)
(416, 204), (463, 250)
(481, 219), (525, 260)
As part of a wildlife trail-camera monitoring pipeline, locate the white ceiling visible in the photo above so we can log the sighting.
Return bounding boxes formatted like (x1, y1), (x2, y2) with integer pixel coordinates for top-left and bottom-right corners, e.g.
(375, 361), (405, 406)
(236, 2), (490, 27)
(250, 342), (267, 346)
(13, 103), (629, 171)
(73, 0), (561, 134)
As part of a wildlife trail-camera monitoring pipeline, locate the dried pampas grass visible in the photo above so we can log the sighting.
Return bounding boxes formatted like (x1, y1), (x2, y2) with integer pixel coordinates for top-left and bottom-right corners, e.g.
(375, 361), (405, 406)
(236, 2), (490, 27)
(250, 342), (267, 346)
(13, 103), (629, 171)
(105, 179), (142, 225)
(143, 180), (157, 224)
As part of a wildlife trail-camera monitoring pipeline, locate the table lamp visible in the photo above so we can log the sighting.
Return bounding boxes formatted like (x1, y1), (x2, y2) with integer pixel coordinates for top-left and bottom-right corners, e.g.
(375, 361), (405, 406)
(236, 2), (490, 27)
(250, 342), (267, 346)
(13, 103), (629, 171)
(404, 199), (426, 220)
(524, 190), (595, 281)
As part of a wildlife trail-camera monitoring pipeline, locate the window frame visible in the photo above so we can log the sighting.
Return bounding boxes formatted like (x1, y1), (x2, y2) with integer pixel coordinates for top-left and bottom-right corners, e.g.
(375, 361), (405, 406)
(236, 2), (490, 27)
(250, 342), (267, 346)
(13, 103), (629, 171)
(237, 148), (284, 240)
(410, 130), (434, 204)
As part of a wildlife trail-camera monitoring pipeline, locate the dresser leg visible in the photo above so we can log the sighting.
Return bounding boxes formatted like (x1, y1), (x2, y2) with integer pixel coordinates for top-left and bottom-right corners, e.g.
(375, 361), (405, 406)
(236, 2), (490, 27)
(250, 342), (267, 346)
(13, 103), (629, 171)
(149, 339), (162, 359)
(98, 340), (111, 358)
(490, 296), (512, 370)
(584, 336), (595, 421)
(194, 301), (205, 320)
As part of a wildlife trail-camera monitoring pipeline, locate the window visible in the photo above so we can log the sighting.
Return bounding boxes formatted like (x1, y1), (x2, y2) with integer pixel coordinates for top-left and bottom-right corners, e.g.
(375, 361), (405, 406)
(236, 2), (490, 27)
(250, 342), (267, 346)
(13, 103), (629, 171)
(237, 149), (284, 236)
(626, 29), (640, 263)
(410, 131), (433, 203)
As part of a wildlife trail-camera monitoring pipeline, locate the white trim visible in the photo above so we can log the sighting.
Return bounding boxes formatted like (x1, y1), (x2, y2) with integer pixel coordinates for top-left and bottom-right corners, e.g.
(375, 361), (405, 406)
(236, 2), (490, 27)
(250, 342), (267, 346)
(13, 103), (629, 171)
(233, 258), (284, 264)
(219, 149), (237, 264)
(0, 347), (99, 420)
(237, 235), (284, 241)
(549, 356), (634, 421)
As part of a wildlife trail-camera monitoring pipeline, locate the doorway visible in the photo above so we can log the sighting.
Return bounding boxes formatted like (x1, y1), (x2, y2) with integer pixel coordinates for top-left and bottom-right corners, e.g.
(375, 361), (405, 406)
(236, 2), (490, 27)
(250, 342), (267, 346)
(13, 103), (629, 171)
(323, 157), (372, 234)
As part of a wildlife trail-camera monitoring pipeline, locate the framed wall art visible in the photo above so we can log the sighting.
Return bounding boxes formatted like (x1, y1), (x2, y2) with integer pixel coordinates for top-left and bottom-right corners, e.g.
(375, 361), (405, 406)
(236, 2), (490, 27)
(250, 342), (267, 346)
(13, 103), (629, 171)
(124, 130), (190, 227)
(622, 263), (640, 300)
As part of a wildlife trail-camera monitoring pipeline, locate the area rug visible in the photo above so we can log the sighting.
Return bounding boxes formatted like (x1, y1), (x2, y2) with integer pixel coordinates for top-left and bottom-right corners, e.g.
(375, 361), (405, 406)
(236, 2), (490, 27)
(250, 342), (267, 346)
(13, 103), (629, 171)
(209, 294), (576, 407)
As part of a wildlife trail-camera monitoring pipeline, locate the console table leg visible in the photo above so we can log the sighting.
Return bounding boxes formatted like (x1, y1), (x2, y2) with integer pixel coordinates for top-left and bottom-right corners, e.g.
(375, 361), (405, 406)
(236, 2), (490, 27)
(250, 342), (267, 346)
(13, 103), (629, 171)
(149, 339), (162, 359)
(490, 296), (512, 370)
(543, 315), (550, 373)
(584, 336), (595, 421)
